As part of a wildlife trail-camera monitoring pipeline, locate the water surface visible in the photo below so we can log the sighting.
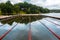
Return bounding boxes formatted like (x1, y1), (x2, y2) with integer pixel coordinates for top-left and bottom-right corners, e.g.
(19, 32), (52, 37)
(0, 13), (60, 40)
(0, 17), (60, 40)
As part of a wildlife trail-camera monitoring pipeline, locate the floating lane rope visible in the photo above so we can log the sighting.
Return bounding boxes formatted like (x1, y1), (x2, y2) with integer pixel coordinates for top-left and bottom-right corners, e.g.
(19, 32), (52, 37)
(0, 23), (18, 40)
(39, 21), (60, 40)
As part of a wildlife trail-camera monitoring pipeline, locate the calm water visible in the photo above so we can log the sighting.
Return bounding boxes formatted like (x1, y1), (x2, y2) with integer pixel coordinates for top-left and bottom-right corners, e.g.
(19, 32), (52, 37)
(0, 15), (46, 24)
(0, 14), (60, 40)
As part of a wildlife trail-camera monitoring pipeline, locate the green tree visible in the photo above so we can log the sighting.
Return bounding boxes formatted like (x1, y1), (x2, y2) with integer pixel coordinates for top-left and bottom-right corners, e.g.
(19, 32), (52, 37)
(14, 4), (20, 14)
(0, 1), (50, 15)
(0, 1), (13, 15)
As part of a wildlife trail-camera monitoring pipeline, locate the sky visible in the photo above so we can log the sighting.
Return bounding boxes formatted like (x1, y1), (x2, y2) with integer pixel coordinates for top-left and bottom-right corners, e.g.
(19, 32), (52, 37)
(0, 0), (60, 9)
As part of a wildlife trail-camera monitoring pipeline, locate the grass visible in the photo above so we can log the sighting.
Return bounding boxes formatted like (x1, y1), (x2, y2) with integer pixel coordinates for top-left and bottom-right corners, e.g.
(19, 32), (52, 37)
(20, 11), (26, 14)
(0, 11), (26, 15)
(0, 11), (2, 15)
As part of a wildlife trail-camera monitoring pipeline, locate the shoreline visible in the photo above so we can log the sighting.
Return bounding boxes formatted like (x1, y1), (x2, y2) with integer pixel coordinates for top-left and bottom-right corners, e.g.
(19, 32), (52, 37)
(0, 14), (41, 19)
(0, 16), (11, 19)
(0, 13), (60, 20)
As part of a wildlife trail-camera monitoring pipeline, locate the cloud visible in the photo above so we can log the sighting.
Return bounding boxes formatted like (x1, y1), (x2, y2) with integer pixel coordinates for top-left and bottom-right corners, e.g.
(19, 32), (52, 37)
(29, 0), (60, 9)
(10, 0), (24, 4)
(30, 0), (46, 6)
(44, 0), (60, 9)
(0, 0), (7, 3)
(0, 0), (23, 3)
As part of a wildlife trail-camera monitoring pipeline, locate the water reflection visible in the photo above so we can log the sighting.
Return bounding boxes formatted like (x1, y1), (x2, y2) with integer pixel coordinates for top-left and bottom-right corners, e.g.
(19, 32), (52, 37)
(0, 15), (45, 24)
(0, 17), (60, 40)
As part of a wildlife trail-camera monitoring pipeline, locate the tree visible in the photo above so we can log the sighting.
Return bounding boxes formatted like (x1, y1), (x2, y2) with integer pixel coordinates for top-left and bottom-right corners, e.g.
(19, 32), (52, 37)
(0, 1), (13, 15)
(14, 4), (20, 14)
(0, 3), (6, 15)
(5, 1), (13, 15)
(0, 1), (50, 15)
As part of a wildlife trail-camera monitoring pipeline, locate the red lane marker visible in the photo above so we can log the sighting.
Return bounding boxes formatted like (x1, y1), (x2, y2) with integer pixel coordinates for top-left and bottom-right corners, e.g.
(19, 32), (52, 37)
(28, 23), (32, 40)
(45, 19), (60, 26)
(39, 21), (60, 40)
(0, 38), (2, 40)
(0, 24), (18, 40)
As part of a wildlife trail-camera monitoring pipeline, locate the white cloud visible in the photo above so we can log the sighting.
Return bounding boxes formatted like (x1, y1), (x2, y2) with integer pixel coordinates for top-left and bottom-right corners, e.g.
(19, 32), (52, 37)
(0, 0), (7, 3)
(30, 0), (45, 6)
(45, 0), (60, 6)
(29, 0), (60, 9)
(44, 0), (60, 9)
(10, 0), (23, 4)
(0, 0), (23, 3)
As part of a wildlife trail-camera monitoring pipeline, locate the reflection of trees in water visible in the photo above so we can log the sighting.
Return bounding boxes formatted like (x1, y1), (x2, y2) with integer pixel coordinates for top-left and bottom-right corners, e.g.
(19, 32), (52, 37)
(1, 16), (46, 25)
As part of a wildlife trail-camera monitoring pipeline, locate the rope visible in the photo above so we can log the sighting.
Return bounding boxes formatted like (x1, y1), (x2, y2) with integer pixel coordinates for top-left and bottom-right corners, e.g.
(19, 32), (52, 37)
(0, 23), (18, 40)
(45, 19), (60, 26)
(39, 21), (60, 40)
(28, 17), (32, 40)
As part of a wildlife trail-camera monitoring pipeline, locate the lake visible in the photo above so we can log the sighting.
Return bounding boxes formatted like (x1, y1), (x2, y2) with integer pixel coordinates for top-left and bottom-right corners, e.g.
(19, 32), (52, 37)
(0, 13), (60, 40)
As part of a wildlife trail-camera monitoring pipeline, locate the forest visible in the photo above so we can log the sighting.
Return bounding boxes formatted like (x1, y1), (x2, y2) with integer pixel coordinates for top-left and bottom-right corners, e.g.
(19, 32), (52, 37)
(0, 1), (50, 15)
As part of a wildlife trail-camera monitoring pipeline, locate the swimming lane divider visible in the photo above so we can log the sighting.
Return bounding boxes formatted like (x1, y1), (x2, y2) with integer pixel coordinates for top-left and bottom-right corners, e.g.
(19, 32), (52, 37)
(39, 21), (60, 40)
(0, 23), (18, 40)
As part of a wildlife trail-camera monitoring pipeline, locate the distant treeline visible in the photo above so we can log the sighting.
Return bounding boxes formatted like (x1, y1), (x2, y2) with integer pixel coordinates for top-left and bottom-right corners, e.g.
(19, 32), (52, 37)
(50, 10), (60, 13)
(0, 1), (50, 15)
